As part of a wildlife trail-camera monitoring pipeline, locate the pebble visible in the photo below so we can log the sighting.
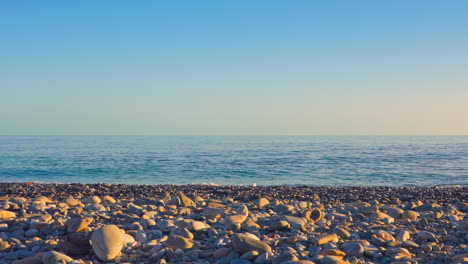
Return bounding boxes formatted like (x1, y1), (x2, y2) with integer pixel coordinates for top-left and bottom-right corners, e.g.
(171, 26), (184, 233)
(91, 224), (124, 261)
(232, 233), (272, 254)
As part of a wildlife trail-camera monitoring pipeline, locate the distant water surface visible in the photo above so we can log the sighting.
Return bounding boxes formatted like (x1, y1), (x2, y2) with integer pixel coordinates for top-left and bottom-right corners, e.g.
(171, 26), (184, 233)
(0, 136), (467, 186)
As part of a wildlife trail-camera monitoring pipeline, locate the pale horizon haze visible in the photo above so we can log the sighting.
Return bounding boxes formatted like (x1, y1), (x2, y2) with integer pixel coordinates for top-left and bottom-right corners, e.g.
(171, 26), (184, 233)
(1, 1), (467, 136)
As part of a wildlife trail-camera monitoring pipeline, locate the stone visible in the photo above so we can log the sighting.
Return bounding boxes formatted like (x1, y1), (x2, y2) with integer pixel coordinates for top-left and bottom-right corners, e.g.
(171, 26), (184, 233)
(315, 234), (338, 245)
(62, 233), (91, 256)
(223, 214), (248, 225)
(65, 217), (93, 233)
(91, 224), (124, 261)
(34, 196), (52, 203)
(180, 194), (196, 207)
(232, 233), (272, 254)
(320, 249), (345, 258)
(214, 247), (231, 258)
(333, 227), (350, 239)
(0, 210), (16, 220)
(188, 220), (206, 232)
(42, 251), (74, 264)
(256, 198), (269, 209)
(268, 220), (290, 231)
(308, 208), (324, 223)
(64, 198), (82, 207)
(165, 235), (193, 250)
(402, 210), (419, 220)
(272, 253), (298, 264)
(396, 230), (410, 242)
(342, 242), (364, 257)
(0, 240), (11, 251)
(103, 195), (116, 204)
(82, 196), (101, 204)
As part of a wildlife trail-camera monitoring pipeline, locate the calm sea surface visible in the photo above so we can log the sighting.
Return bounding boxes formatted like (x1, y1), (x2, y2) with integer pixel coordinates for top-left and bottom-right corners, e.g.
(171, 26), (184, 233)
(0, 136), (467, 186)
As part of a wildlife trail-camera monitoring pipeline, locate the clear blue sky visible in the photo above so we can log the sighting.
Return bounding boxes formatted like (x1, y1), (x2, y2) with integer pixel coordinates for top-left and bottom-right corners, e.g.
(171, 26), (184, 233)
(1, 1), (467, 135)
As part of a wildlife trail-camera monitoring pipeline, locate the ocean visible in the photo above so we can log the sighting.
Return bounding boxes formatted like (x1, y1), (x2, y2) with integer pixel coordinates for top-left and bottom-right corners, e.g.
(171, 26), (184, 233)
(0, 136), (467, 186)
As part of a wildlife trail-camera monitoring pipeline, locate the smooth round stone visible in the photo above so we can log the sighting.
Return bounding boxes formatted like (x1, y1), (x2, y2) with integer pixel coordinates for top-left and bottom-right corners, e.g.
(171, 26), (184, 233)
(0, 210), (16, 220)
(102, 195), (116, 204)
(223, 214), (248, 225)
(165, 235), (193, 250)
(91, 224), (124, 261)
(342, 242), (364, 257)
(315, 234), (338, 245)
(42, 251), (73, 264)
(253, 253), (269, 264)
(236, 204), (249, 215)
(214, 247), (231, 258)
(232, 233), (271, 254)
(256, 198), (269, 209)
(171, 228), (194, 240)
(25, 229), (39, 237)
(320, 249), (345, 258)
(272, 253), (298, 264)
(85, 203), (106, 211)
(188, 221), (207, 232)
(320, 255), (345, 264)
(135, 230), (147, 243)
(268, 220), (290, 231)
(65, 217), (93, 233)
(240, 250), (259, 260)
(33, 196), (51, 204)
(396, 230), (411, 242)
(64, 198), (82, 207)
(402, 210), (419, 220)
(333, 227), (350, 239)
(82, 196), (101, 204)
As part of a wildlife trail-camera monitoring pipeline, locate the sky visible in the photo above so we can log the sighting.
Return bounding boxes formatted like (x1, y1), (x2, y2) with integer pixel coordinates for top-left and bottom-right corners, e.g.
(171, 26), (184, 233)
(1, 1), (467, 135)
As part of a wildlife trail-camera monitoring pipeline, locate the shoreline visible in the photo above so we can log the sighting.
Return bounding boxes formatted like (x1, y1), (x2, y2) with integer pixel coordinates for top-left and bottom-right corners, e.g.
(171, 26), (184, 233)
(1, 183), (466, 204)
(0, 183), (466, 263)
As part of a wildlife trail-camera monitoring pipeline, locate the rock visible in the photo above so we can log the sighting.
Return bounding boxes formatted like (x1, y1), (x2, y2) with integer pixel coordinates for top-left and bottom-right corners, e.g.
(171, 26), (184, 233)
(282, 215), (307, 227)
(256, 198), (269, 209)
(165, 235), (193, 250)
(203, 207), (224, 219)
(91, 224), (124, 261)
(102, 195), (116, 203)
(0, 240), (11, 251)
(171, 228), (194, 240)
(214, 247), (231, 258)
(333, 227), (350, 239)
(320, 255), (347, 264)
(315, 234), (338, 245)
(65, 217), (93, 233)
(179, 194), (196, 207)
(62, 233), (91, 256)
(0, 210), (15, 220)
(240, 250), (259, 260)
(342, 242), (364, 257)
(223, 214), (248, 225)
(188, 221), (207, 232)
(272, 253), (298, 264)
(268, 220), (290, 231)
(64, 198), (82, 207)
(320, 249), (345, 258)
(396, 230), (410, 242)
(82, 196), (101, 204)
(33, 196), (51, 203)
(42, 251), (74, 264)
(308, 208), (324, 223)
(402, 210), (419, 220)
(232, 233), (272, 254)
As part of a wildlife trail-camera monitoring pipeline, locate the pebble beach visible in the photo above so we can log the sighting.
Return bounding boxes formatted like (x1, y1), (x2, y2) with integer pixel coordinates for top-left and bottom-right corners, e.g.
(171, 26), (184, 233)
(0, 183), (467, 264)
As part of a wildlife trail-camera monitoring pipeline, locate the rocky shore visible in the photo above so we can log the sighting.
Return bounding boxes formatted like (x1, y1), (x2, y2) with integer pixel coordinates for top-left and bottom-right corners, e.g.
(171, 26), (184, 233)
(0, 183), (466, 264)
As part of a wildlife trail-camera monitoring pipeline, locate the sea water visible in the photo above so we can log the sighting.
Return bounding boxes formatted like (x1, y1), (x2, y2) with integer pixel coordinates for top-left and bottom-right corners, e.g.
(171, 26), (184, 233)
(0, 136), (467, 186)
